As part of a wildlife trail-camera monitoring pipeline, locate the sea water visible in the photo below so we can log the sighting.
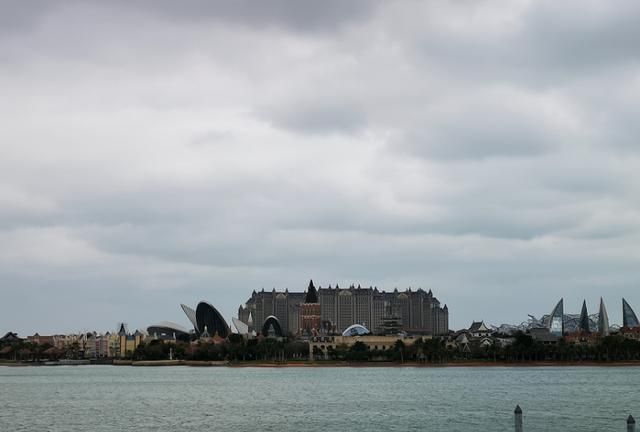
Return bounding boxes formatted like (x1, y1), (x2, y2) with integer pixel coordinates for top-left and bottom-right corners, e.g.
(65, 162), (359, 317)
(1, 365), (638, 432)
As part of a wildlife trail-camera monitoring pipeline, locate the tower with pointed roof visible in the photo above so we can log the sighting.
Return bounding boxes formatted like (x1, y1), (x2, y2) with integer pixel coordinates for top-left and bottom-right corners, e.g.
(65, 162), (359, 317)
(598, 298), (610, 336)
(301, 279), (321, 334)
(247, 311), (254, 333)
(579, 300), (590, 333)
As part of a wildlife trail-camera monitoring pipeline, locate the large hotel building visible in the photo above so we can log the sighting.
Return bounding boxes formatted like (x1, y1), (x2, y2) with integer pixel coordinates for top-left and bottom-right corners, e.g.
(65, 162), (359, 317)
(238, 280), (449, 336)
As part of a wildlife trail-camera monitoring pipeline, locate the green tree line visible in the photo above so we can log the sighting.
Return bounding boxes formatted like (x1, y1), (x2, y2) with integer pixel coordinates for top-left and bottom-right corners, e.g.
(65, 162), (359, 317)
(131, 335), (309, 362)
(4, 332), (640, 363)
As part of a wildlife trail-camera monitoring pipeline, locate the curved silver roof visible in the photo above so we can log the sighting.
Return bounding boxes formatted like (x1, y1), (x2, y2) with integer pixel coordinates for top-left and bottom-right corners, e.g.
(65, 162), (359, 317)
(147, 321), (190, 338)
(342, 324), (370, 337)
(148, 321), (189, 333)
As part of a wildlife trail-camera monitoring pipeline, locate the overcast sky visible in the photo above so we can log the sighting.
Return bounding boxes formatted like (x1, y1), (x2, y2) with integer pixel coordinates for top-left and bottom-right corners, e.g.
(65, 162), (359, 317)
(1, 0), (640, 335)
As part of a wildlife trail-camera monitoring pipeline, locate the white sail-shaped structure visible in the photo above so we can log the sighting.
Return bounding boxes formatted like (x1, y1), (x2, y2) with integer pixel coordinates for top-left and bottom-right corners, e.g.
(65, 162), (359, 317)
(548, 298), (564, 336)
(623, 298), (639, 328)
(180, 304), (199, 333)
(232, 317), (249, 335)
(598, 298), (610, 336)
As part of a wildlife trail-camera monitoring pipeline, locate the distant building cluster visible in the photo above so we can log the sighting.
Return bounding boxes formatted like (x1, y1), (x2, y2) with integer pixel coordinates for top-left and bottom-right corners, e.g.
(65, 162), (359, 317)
(5, 281), (640, 364)
(2, 279), (451, 362)
(494, 298), (639, 337)
(448, 297), (640, 352)
(0, 324), (146, 361)
(237, 280), (449, 337)
(512, 297), (638, 338)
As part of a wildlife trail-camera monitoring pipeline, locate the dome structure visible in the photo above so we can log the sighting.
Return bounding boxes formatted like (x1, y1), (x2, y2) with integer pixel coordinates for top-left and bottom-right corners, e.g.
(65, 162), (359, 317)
(261, 315), (284, 337)
(342, 324), (370, 337)
(147, 321), (190, 341)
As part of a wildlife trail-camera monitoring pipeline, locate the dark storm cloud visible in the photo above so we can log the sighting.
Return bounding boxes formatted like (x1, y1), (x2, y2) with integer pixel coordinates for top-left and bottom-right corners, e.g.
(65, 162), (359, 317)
(1, 1), (640, 334)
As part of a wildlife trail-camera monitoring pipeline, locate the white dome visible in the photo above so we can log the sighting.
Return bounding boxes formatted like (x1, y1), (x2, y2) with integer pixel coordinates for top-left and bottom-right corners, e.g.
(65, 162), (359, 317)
(342, 324), (370, 336)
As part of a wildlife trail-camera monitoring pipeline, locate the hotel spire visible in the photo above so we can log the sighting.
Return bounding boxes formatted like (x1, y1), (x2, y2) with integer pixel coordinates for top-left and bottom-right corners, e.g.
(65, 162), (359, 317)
(304, 279), (319, 304)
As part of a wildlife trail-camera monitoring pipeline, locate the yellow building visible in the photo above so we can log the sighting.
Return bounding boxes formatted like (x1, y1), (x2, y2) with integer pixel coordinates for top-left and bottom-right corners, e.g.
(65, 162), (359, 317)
(309, 334), (427, 359)
(117, 325), (144, 359)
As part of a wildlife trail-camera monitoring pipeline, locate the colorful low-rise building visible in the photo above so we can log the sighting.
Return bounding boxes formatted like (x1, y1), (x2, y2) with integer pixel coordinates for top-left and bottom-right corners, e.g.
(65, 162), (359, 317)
(117, 324), (144, 358)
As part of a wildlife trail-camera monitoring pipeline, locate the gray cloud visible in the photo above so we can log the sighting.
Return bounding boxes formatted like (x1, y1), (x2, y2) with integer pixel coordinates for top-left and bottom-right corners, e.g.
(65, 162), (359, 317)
(1, 1), (640, 335)
(0, 0), (377, 36)
(260, 100), (367, 135)
(520, 1), (640, 74)
(133, 0), (378, 33)
(0, 0), (59, 37)
(399, 102), (555, 160)
(407, 1), (640, 87)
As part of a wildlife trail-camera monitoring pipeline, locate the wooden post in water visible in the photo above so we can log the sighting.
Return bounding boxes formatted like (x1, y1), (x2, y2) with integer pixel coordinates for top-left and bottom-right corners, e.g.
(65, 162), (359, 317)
(514, 405), (523, 432)
(628, 415), (636, 432)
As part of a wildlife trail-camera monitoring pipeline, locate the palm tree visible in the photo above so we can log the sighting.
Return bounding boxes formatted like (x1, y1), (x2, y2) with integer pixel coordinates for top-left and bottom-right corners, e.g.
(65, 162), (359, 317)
(394, 339), (405, 363)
